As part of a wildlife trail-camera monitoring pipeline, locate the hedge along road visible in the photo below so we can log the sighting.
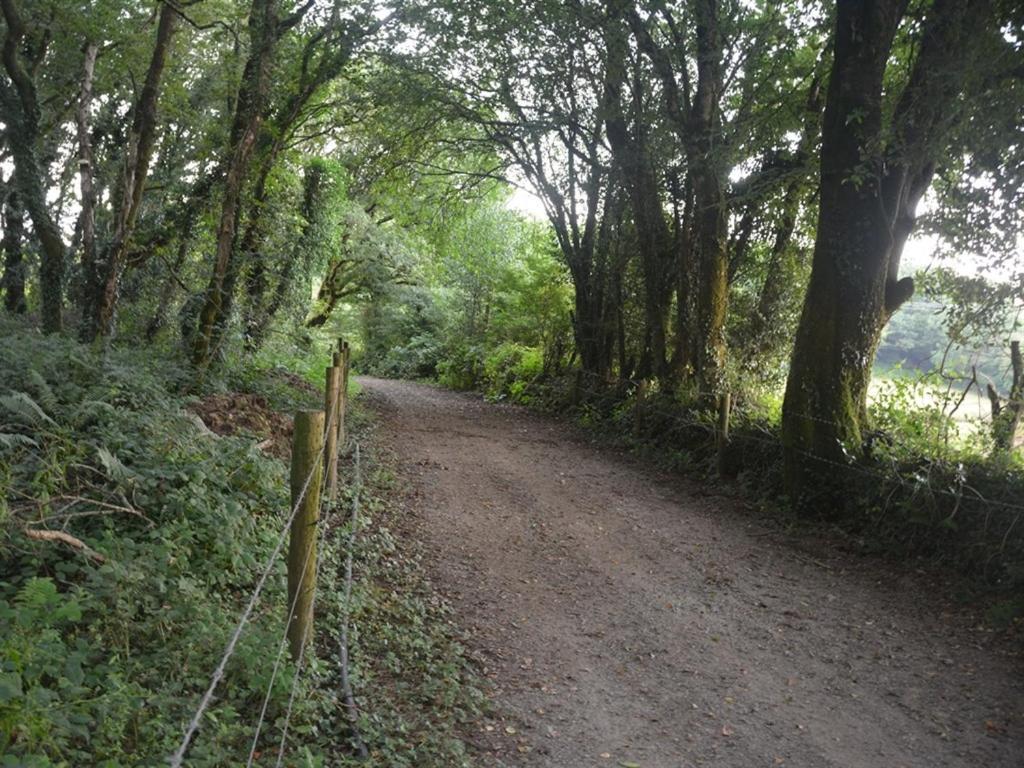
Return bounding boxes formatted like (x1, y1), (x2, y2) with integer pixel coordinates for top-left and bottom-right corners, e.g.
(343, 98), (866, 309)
(360, 377), (1023, 768)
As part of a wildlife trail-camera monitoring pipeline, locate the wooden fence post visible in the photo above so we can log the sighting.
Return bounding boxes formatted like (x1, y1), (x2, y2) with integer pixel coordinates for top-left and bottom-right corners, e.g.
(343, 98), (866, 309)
(288, 409), (324, 660)
(338, 341), (350, 449)
(717, 392), (731, 478)
(324, 365), (342, 499)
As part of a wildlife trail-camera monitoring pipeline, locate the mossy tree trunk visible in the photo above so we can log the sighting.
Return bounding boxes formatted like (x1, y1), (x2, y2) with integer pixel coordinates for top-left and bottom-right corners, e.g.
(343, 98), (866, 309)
(627, 0), (728, 402)
(782, 0), (992, 491)
(686, 0), (728, 404)
(192, 0), (281, 367)
(670, 170), (697, 380)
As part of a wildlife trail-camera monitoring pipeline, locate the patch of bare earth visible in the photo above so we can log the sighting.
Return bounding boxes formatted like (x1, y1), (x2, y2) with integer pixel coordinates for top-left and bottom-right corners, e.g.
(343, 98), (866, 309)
(188, 392), (293, 460)
(361, 376), (1023, 768)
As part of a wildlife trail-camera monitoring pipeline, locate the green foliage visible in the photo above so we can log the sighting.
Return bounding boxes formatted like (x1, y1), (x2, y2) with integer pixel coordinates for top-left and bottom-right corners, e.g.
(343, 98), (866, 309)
(360, 195), (572, 394)
(877, 292), (1022, 392)
(479, 343), (544, 403)
(0, 320), (306, 764)
(435, 344), (484, 391)
(361, 285), (445, 379)
(0, 318), (484, 764)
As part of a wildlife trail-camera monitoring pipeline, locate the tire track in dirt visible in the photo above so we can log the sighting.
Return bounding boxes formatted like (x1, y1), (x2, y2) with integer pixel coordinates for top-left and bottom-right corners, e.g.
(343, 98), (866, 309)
(362, 377), (1023, 768)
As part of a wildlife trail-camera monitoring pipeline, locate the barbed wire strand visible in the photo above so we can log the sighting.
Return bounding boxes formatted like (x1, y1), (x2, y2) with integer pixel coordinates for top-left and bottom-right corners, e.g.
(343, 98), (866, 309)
(170, 394), (340, 768)
(273, 527), (325, 768)
(245, 394), (341, 767)
(338, 442), (369, 759)
(273, 440), (361, 767)
(242, 442), (331, 765)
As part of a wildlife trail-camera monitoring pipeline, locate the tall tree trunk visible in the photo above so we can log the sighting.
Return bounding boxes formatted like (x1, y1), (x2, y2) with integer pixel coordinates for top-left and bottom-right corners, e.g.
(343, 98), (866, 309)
(782, 0), (990, 488)
(743, 179), (803, 360)
(81, 2), (178, 341)
(217, 9), (381, 354)
(688, 0), (728, 404)
(627, 0), (727, 400)
(572, 180), (624, 381)
(670, 170), (696, 378)
(1, 0), (66, 332)
(2, 190), (27, 314)
(237, 165), (276, 345)
(742, 72), (822, 363)
(245, 161), (328, 351)
(75, 42), (99, 325)
(192, 0), (280, 367)
(144, 224), (193, 341)
(603, 5), (673, 381)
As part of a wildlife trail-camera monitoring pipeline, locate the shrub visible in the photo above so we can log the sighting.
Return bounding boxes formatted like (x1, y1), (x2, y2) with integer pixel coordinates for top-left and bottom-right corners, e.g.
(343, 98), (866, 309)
(479, 343), (543, 402)
(436, 344), (485, 391)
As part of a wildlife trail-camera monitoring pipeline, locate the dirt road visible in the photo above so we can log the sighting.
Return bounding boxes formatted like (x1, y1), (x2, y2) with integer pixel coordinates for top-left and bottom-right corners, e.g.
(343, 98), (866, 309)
(362, 377), (1023, 768)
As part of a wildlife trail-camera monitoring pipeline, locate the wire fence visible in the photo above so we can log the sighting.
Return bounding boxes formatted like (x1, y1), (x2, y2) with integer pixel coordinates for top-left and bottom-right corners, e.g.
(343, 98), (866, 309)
(170, 365), (365, 767)
(169, 358), (1020, 763)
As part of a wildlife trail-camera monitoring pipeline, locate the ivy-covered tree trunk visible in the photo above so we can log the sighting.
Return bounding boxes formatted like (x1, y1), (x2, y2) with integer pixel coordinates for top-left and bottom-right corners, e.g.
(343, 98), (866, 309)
(782, 0), (991, 488)
(1, 0), (66, 333)
(192, 0), (280, 367)
(81, 1), (177, 342)
(245, 161), (331, 350)
(2, 191), (27, 314)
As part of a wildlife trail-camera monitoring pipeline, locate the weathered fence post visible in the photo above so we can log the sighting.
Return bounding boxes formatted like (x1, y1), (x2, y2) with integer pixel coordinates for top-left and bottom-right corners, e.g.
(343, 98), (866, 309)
(288, 409), (324, 660)
(324, 365), (342, 499)
(717, 392), (731, 478)
(337, 339), (350, 449)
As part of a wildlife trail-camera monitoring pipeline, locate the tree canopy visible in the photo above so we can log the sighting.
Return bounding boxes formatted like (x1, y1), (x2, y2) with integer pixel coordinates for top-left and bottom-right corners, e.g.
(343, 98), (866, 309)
(1, 0), (1022, 466)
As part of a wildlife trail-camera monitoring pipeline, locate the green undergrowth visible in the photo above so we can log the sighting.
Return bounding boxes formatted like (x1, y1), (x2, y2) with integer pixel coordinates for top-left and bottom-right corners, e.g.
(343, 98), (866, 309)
(337, 404), (486, 767)
(0, 317), (483, 765)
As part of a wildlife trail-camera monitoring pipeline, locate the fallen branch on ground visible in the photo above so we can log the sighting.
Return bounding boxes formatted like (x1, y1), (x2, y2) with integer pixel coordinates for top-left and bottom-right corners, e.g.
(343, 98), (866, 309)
(23, 528), (107, 563)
